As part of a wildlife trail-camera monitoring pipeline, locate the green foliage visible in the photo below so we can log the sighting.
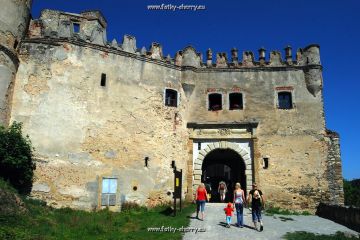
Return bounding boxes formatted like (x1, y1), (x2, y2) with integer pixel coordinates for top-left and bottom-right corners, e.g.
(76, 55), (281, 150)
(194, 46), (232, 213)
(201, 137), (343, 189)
(344, 178), (360, 207)
(0, 178), (18, 194)
(265, 206), (311, 216)
(0, 179), (194, 240)
(121, 201), (147, 212)
(283, 231), (359, 240)
(0, 122), (35, 195)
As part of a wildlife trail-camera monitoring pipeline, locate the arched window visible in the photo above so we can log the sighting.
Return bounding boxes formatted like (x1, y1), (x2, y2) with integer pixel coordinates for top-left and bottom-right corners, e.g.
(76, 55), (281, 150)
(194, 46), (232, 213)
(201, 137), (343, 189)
(208, 93), (222, 111)
(229, 93), (243, 110)
(165, 89), (178, 107)
(278, 92), (293, 109)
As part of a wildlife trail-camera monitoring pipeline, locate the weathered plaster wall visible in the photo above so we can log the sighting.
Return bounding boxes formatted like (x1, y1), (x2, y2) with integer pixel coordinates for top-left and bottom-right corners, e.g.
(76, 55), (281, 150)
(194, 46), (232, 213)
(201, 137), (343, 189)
(0, 0), (31, 49)
(11, 42), (188, 210)
(0, 51), (16, 124)
(0, 0), (31, 125)
(183, 66), (329, 211)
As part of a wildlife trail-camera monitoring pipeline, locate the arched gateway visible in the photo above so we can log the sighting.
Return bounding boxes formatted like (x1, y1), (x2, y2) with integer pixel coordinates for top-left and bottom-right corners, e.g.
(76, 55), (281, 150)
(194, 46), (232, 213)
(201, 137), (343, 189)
(186, 122), (259, 202)
(202, 148), (246, 202)
(193, 141), (252, 200)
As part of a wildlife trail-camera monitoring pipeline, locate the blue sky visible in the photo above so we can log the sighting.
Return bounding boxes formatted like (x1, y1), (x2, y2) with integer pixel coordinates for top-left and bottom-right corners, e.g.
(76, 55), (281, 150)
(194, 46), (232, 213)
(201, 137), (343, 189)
(31, 0), (360, 180)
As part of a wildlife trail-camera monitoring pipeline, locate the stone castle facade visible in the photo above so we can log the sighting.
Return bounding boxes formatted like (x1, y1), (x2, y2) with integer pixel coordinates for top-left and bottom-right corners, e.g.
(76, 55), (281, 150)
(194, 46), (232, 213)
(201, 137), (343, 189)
(0, 0), (344, 211)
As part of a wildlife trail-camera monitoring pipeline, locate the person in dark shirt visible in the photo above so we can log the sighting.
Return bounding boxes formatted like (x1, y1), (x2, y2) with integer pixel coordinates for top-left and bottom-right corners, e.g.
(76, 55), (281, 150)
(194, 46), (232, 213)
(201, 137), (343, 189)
(247, 182), (265, 231)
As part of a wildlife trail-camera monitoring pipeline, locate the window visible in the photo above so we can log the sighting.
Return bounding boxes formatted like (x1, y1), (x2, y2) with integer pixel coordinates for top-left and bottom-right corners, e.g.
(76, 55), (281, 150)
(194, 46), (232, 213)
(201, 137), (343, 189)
(278, 92), (292, 109)
(101, 178), (117, 206)
(208, 93), (222, 111)
(263, 158), (269, 169)
(165, 89), (178, 107)
(229, 93), (243, 110)
(14, 40), (18, 49)
(198, 142), (201, 150)
(101, 73), (106, 87)
(73, 22), (80, 33)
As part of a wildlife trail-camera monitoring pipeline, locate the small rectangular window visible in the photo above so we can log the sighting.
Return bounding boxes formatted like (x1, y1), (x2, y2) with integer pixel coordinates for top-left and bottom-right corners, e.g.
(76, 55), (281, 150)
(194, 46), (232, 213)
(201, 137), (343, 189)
(208, 93), (222, 111)
(73, 23), (80, 33)
(165, 89), (178, 107)
(263, 158), (269, 169)
(101, 73), (106, 87)
(101, 178), (117, 206)
(14, 40), (18, 49)
(278, 92), (292, 109)
(229, 93), (243, 110)
(198, 142), (201, 150)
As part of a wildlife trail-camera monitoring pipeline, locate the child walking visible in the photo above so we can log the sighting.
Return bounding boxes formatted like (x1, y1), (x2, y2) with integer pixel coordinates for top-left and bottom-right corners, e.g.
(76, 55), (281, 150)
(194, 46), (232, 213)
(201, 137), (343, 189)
(224, 202), (234, 228)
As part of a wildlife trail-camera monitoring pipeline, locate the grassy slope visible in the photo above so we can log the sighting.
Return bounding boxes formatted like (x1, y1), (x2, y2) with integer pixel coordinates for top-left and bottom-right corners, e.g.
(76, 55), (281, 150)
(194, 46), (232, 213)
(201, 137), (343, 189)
(0, 179), (195, 240)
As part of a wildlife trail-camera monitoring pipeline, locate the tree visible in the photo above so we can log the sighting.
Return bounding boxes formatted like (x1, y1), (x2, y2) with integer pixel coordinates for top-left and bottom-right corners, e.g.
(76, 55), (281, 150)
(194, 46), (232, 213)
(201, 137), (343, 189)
(343, 178), (360, 207)
(0, 122), (35, 195)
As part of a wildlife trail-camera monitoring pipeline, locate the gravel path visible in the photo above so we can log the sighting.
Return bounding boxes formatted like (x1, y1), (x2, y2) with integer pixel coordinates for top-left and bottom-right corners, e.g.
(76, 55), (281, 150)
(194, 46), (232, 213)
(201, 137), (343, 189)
(183, 203), (359, 240)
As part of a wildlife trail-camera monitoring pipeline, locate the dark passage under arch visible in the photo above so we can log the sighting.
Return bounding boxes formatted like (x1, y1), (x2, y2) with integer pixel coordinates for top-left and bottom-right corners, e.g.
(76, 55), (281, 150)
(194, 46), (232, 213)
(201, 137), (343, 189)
(202, 148), (246, 202)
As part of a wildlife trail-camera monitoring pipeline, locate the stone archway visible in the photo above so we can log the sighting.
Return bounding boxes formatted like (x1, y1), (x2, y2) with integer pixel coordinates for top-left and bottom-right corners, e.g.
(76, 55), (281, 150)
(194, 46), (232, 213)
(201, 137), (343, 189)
(193, 141), (252, 193)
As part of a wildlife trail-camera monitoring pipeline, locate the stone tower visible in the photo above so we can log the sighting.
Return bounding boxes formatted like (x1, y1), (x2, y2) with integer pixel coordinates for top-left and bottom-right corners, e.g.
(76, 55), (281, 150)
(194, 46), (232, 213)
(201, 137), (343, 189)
(0, 0), (32, 125)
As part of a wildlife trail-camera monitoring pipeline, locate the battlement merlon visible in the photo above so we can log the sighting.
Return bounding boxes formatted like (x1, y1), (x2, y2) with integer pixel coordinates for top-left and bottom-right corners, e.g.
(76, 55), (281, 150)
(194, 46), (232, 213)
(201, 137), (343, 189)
(26, 9), (321, 69)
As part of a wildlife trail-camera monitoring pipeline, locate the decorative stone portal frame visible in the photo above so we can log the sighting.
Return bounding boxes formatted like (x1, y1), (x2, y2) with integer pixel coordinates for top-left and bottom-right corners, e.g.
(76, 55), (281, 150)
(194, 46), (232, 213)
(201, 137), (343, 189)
(186, 122), (259, 199)
(193, 141), (253, 191)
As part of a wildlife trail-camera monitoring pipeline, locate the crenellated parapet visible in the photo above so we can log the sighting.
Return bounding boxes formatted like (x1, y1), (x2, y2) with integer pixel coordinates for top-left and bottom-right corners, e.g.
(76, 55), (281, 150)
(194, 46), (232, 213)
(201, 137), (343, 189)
(28, 10), (322, 69)
(26, 9), (323, 97)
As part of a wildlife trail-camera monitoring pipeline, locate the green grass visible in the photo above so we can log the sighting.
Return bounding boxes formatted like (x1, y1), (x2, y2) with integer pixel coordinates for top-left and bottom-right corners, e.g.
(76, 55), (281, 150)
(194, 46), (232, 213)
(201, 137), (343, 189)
(265, 206), (311, 216)
(0, 178), (18, 194)
(283, 231), (359, 240)
(0, 188), (195, 240)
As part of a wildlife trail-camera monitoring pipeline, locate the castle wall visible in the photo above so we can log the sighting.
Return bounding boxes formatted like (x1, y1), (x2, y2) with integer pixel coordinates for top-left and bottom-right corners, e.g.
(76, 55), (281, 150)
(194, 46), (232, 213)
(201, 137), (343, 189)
(11, 41), (189, 210)
(182, 67), (329, 211)
(4, 7), (344, 211)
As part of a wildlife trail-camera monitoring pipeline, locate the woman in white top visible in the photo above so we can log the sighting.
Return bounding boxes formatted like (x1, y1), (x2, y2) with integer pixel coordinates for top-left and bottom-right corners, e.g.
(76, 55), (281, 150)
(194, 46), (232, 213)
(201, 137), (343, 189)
(233, 182), (246, 227)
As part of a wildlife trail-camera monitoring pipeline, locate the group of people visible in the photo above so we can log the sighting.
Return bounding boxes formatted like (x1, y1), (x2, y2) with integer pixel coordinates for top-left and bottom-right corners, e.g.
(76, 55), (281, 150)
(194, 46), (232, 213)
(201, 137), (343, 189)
(195, 182), (265, 231)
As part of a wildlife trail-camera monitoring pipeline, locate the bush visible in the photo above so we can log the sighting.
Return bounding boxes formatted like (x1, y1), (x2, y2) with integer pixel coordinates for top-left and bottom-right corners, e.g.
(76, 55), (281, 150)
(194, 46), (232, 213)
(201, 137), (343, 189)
(0, 122), (35, 195)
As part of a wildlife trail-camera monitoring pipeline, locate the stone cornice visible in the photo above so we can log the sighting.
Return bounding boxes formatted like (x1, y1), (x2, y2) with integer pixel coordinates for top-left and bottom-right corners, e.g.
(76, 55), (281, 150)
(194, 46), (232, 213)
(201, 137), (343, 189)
(187, 121), (259, 129)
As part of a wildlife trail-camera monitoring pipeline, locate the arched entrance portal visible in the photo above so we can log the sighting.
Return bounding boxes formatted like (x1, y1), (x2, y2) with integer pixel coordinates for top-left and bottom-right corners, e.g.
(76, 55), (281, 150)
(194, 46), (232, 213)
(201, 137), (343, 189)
(202, 149), (246, 202)
(192, 141), (252, 202)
